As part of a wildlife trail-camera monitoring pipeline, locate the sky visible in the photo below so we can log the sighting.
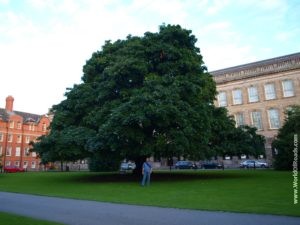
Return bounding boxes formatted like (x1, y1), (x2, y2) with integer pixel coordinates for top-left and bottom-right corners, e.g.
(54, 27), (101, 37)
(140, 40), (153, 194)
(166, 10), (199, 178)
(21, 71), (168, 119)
(1, 0), (300, 115)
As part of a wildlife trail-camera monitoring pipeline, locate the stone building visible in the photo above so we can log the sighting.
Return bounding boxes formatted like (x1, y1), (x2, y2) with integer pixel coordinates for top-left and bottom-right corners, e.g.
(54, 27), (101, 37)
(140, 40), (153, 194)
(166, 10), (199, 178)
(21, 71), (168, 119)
(0, 96), (51, 171)
(210, 52), (300, 166)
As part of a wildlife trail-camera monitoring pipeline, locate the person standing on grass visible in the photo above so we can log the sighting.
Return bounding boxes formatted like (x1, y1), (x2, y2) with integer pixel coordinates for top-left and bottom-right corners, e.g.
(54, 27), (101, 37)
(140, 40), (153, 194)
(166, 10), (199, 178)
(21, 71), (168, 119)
(141, 158), (152, 186)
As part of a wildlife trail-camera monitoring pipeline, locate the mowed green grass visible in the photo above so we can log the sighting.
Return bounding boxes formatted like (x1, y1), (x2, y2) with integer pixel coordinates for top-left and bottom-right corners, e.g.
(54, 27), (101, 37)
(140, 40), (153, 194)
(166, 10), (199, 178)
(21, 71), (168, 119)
(0, 170), (299, 216)
(0, 212), (65, 225)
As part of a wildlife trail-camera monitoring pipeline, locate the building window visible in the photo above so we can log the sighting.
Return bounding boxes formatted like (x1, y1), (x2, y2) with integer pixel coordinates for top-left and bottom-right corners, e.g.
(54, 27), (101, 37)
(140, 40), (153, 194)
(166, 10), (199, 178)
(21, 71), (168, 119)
(240, 154), (247, 159)
(235, 113), (245, 127)
(31, 161), (36, 169)
(29, 124), (34, 131)
(15, 147), (21, 157)
(9, 121), (14, 128)
(5, 161), (11, 166)
(17, 135), (22, 143)
(17, 122), (22, 129)
(23, 161), (28, 169)
(0, 133), (3, 142)
(0, 146), (2, 155)
(24, 147), (30, 156)
(282, 80), (295, 97)
(15, 161), (20, 167)
(218, 91), (227, 107)
(268, 108), (280, 129)
(251, 111), (263, 130)
(8, 134), (13, 142)
(6, 146), (12, 156)
(264, 83), (276, 100)
(25, 136), (30, 143)
(42, 123), (47, 132)
(248, 86), (259, 103)
(232, 89), (243, 105)
(32, 152), (37, 157)
(224, 155), (232, 160)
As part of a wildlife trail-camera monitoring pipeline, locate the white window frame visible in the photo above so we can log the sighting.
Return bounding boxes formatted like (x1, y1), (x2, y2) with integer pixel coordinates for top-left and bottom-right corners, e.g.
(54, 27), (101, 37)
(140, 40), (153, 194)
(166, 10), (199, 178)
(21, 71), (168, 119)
(25, 136), (30, 144)
(232, 89), (243, 105)
(251, 111), (263, 130)
(235, 113), (245, 127)
(6, 146), (12, 156)
(9, 121), (14, 128)
(218, 91), (227, 107)
(31, 161), (36, 169)
(8, 134), (13, 142)
(282, 80), (294, 97)
(268, 108), (280, 129)
(17, 135), (22, 143)
(23, 161), (28, 169)
(42, 123), (47, 132)
(264, 83), (276, 100)
(24, 147), (30, 156)
(15, 147), (21, 157)
(248, 86), (259, 103)
(0, 133), (3, 142)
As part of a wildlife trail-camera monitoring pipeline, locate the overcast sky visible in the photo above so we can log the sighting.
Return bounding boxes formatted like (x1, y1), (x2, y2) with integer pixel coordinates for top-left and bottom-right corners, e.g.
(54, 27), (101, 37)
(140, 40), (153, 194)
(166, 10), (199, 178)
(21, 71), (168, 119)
(1, 0), (300, 115)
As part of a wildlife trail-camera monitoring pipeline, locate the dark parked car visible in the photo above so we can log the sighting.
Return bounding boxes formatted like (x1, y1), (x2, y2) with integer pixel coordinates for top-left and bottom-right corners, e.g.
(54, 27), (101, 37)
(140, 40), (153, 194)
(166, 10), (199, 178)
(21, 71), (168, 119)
(175, 161), (197, 169)
(201, 162), (223, 169)
(4, 166), (25, 173)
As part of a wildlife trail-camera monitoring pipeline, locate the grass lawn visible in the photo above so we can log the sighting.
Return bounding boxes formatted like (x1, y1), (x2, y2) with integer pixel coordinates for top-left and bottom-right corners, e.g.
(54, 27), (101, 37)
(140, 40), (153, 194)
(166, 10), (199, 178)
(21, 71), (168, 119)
(0, 169), (299, 217)
(0, 212), (65, 225)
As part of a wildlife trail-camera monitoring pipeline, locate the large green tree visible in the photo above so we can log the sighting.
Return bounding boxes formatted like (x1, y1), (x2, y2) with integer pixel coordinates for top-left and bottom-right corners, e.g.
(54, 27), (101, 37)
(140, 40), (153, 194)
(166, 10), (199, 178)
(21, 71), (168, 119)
(33, 24), (265, 172)
(272, 105), (300, 170)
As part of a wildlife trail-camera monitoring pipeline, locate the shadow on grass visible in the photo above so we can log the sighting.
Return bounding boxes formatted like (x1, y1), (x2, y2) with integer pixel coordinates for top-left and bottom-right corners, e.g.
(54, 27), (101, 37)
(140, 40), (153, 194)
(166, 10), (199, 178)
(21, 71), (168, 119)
(71, 170), (254, 184)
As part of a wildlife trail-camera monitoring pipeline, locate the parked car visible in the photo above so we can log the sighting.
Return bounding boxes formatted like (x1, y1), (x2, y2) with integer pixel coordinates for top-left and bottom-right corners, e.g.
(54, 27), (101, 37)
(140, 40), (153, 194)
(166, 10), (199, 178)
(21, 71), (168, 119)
(201, 162), (223, 169)
(120, 162), (136, 172)
(240, 160), (268, 168)
(175, 161), (197, 169)
(4, 166), (25, 173)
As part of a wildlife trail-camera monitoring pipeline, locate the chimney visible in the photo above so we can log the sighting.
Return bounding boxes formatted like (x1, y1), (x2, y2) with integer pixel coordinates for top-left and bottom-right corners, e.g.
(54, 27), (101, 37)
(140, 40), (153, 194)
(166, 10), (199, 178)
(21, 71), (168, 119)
(5, 95), (14, 112)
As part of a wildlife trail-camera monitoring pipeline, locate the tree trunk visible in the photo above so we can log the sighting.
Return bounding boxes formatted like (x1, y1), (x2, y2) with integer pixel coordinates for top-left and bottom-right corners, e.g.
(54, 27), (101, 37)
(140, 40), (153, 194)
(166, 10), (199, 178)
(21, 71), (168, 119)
(132, 156), (146, 176)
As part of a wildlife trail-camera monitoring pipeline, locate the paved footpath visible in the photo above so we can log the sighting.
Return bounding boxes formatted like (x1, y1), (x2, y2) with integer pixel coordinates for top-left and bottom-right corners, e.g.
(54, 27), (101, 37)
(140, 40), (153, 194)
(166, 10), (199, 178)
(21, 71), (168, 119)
(1, 191), (300, 225)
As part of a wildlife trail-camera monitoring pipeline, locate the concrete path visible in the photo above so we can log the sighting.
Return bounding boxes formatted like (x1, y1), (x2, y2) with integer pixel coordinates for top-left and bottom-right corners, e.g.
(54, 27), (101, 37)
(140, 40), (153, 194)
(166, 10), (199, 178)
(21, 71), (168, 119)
(0, 191), (300, 225)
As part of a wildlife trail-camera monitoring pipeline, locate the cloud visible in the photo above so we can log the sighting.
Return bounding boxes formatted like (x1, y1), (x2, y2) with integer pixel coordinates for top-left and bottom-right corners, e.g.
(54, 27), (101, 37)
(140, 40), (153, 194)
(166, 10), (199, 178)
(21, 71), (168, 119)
(0, 0), (299, 114)
(206, 0), (229, 15)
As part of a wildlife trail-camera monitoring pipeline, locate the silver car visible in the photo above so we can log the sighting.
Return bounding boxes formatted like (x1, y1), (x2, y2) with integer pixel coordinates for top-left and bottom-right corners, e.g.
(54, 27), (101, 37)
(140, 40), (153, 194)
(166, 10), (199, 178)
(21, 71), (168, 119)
(240, 160), (268, 168)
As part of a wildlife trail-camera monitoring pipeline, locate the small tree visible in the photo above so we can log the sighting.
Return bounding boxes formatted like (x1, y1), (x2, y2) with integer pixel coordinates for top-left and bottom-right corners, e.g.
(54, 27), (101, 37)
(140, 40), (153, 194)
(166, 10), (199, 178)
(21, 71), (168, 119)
(272, 105), (300, 170)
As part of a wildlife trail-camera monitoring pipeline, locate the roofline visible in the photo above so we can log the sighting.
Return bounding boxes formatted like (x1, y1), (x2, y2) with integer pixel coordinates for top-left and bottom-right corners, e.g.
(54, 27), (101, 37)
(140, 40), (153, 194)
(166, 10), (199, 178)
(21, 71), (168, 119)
(209, 52), (300, 84)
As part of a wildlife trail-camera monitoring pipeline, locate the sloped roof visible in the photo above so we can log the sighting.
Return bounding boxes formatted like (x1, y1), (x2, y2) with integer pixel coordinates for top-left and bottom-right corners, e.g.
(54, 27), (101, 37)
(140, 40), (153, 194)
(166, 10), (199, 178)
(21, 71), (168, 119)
(210, 52), (300, 84)
(0, 107), (42, 123)
(0, 108), (9, 121)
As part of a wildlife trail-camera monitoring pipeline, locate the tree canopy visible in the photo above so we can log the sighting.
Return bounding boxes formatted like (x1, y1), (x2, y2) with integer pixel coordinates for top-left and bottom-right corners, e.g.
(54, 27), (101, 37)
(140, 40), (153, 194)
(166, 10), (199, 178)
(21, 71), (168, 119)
(33, 24), (265, 171)
(272, 105), (300, 170)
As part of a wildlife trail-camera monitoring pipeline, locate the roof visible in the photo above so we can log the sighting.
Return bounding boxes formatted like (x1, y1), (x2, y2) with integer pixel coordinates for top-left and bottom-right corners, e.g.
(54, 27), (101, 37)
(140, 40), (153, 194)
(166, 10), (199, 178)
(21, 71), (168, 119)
(0, 107), (43, 123)
(210, 52), (300, 84)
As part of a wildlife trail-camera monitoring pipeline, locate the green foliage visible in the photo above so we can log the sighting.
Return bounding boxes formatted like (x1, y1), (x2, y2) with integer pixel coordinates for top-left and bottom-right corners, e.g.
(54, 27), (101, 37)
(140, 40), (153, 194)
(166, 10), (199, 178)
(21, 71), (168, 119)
(33, 24), (265, 171)
(88, 151), (121, 172)
(272, 105), (300, 170)
(209, 107), (265, 158)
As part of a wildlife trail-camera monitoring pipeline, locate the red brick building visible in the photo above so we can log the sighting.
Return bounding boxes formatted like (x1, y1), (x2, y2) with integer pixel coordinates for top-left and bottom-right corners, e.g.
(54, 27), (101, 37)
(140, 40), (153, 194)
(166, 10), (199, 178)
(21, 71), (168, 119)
(0, 96), (51, 171)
